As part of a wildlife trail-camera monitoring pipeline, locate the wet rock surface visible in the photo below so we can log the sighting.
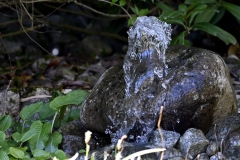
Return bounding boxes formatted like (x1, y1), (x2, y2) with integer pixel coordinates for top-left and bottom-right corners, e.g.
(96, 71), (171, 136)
(177, 128), (209, 159)
(80, 17), (237, 144)
(57, 16), (239, 159)
(150, 130), (180, 149)
(80, 44), (237, 140)
(206, 113), (240, 159)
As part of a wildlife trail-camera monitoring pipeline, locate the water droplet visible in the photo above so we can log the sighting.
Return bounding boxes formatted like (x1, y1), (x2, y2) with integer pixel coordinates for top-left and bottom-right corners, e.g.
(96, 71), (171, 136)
(182, 50), (186, 53)
(162, 83), (167, 89)
(193, 94), (198, 100)
(176, 119), (180, 123)
(203, 65), (208, 69)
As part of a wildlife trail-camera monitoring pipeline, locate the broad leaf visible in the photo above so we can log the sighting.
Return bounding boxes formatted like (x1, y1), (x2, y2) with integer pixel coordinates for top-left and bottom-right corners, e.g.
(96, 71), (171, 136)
(9, 147), (24, 159)
(171, 31), (191, 46)
(20, 102), (42, 121)
(110, 0), (118, 5)
(33, 149), (50, 158)
(38, 102), (55, 120)
(211, 7), (225, 24)
(138, 8), (148, 16)
(194, 7), (217, 24)
(161, 10), (181, 20)
(0, 150), (9, 160)
(178, 4), (187, 13)
(119, 0), (126, 6)
(193, 22), (237, 45)
(221, 1), (240, 21)
(12, 132), (21, 142)
(21, 129), (36, 143)
(0, 131), (6, 141)
(50, 90), (88, 111)
(0, 115), (11, 132)
(157, 2), (174, 12)
(45, 131), (62, 153)
(188, 4), (207, 25)
(163, 18), (185, 26)
(54, 150), (67, 159)
(29, 121), (51, 151)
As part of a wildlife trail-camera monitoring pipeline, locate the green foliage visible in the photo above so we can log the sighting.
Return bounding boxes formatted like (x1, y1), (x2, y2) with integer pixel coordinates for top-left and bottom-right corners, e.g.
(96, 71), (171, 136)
(111, 0), (240, 46)
(0, 89), (88, 159)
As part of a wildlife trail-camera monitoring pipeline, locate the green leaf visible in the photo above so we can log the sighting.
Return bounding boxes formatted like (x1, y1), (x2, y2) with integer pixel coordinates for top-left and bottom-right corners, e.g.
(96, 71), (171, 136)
(79, 149), (86, 154)
(119, 0), (126, 6)
(0, 150), (9, 160)
(194, 7), (218, 24)
(45, 131), (62, 153)
(0, 115), (11, 132)
(161, 10), (181, 20)
(12, 132), (21, 142)
(111, 0), (118, 5)
(32, 149), (50, 158)
(178, 4), (187, 13)
(128, 16), (137, 26)
(20, 102), (42, 121)
(157, 2), (174, 12)
(50, 90), (88, 111)
(9, 147), (24, 159)
(221, 1), (240, 22)
(0, 131), (6, 141)
(38, 102), (55, 120)
(21, 129), (35, 143)
(184, 0), (216, 4)
(192, 22), (237, 45)
(29, 121), (51, 151)
(171, 31), (191, 46)
(54, 150), (67, 159)
(138, 8), (148, 16)
(162, 18), (185, 26)
(211, 7), (225, 24)
(188, 4), (207, 25)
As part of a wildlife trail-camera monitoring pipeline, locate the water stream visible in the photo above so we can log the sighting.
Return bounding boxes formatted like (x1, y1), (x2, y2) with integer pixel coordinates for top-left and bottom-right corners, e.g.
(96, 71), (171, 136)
(111, 16), (172, 142)
(124, 16), (172, 98)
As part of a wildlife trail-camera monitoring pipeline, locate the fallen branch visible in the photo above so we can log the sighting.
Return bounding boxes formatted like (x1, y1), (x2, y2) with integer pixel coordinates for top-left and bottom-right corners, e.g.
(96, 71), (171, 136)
(20, 95), (52, 102)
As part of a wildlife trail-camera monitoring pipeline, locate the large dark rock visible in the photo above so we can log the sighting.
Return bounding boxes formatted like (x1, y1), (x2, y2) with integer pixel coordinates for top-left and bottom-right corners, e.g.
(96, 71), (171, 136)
(80, 16), (237, 143)
(80, 45), (237, 140)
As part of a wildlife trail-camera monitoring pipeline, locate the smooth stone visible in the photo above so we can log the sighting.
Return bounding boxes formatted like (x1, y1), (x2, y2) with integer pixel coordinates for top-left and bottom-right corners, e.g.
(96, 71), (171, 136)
(206, 114), (240, 159)
(206, 142), (218, 157)
(177, 128), (209, 159)
(161, 148), (184, 160)
(149, 129), (180, 149)
(80, 45), (237, 142)
(0, 89), (19, 116)
(194, 153), (209, 160)
(209, 152), (225, 160)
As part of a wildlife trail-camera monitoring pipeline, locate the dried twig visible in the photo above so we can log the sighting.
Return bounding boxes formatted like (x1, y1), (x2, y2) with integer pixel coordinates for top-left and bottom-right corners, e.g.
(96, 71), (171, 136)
(157, 106), (165, 160)
(20, 95), (52, 102)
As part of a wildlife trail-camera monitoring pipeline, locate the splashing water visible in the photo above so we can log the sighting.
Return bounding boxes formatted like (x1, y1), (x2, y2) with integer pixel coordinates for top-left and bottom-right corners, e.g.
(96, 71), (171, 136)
(123, 16), (172, 98)
(110, 16), (172, 143)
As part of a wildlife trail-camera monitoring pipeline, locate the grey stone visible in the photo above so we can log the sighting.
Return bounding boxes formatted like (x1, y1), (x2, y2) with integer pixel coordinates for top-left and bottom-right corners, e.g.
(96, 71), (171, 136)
(149, 129), (180, 149)
(177, 128), (209, 159)
(206, 142), (218, 156)
(161, 148), (184, 160)
(207, 114), (240, 159)
(209, 152), (225, 160)
(194, 153), (209, 160)
(0, 90), (19, 116)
